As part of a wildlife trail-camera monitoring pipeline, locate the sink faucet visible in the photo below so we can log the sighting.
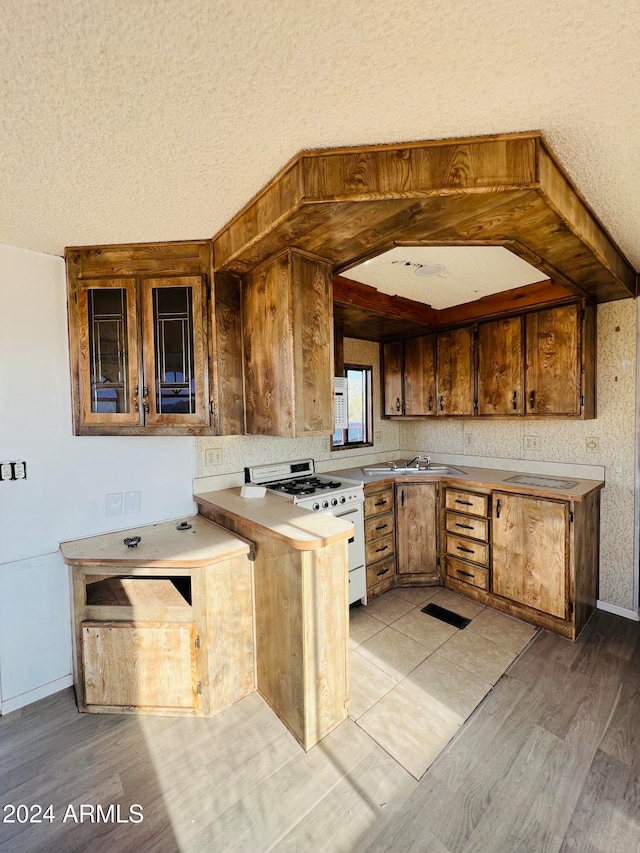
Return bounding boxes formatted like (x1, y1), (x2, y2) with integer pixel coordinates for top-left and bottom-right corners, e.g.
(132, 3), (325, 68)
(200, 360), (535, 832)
(406, 456), (422, 469)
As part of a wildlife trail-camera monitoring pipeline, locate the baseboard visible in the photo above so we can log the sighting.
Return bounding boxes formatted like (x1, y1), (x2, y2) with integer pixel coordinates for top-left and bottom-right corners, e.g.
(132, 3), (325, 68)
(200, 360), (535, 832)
(597, 600), (640, 622)
(1, 674), (73, 716)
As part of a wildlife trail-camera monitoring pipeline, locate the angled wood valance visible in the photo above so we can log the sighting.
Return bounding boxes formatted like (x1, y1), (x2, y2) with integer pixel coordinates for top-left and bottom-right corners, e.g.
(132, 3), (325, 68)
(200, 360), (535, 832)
(212, 132), (636, 304)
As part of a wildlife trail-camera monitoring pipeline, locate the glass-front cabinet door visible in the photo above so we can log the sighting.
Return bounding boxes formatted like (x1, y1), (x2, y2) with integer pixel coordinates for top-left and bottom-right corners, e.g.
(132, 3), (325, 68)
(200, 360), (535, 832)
(77, 278), (141, 426)
(75, 274), (209, 430)
(141, 276), (209, 426)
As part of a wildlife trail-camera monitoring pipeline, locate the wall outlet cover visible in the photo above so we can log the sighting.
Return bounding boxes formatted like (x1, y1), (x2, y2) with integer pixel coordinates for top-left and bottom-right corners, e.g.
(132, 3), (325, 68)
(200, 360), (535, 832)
(205, 448), (223, 466)
(124, 491), (141, 513)
(105, 493), (123, 517)
(523, 435), (542, 451)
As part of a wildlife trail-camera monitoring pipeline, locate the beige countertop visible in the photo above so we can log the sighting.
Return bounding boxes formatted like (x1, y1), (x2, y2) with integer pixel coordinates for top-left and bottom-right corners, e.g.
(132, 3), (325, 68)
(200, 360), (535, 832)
(60, 515), (250, 567)
(195, 488), (354, 550)
(331, 461), (604, 502)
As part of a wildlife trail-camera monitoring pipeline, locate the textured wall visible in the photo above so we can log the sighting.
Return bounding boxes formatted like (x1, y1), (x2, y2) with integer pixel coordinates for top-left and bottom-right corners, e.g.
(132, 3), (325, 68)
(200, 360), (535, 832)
(196, 338), (400, 478)
(402, 300), (638, 610)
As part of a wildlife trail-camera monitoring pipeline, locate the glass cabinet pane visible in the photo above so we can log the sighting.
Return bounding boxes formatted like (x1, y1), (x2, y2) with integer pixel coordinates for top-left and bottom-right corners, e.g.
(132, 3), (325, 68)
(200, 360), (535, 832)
(88, 288), (130, 413)
(152, 286), (196, 414)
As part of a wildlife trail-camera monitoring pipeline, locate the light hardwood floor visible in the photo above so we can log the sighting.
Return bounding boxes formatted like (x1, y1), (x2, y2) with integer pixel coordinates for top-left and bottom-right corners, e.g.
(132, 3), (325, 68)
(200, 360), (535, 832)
(1, 598), (638, 852)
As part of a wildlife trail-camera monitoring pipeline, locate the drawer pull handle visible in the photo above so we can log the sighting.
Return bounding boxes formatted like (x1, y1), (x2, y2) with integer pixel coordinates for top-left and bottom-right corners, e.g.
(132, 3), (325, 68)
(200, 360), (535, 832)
(375, 546), (389, 553)
(377, 568), (390, 577)
(375, 524), (388, 531)
(374, 499), (387, 506)
(455, 522), (474, 530)
(455, 499), (473, 506)
(456, 569), (474, 578)
(348, 537), (354, 544)
(456, 545), (474, 554)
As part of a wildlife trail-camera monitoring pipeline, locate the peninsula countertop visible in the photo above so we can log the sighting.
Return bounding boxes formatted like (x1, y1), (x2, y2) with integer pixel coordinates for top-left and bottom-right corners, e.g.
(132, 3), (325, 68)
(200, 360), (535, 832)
(329, 461), (604, 502)
(194, 488), (354, 550)
(60, 515), (250, 568)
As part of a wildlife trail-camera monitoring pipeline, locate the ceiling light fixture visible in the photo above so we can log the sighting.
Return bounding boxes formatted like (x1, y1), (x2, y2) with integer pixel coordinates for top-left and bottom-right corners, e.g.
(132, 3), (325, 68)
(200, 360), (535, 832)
(414, 263), (446, 277)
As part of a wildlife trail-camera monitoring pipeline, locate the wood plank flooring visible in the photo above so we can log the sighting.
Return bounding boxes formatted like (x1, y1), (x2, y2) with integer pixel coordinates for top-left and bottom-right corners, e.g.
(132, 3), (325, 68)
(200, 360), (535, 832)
(0, 609), (638, 852)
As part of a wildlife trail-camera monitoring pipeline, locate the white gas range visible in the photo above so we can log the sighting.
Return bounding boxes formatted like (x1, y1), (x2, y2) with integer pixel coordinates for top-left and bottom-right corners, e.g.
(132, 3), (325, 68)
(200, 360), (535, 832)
(246, 459), (366, 605)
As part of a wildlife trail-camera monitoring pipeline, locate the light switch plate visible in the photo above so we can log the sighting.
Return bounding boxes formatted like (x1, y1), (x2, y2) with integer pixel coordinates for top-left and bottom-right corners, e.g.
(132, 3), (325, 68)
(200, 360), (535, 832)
(106, 493), (123, 516)
(124, 491), (141, 514)
(586, 436), (599, 452)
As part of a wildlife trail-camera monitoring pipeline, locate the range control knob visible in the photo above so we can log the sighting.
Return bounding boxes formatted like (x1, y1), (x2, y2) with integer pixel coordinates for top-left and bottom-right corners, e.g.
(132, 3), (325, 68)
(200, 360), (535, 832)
(322, 500), (329, 508)
(312, 502), (320, 511)
(339, 495), (346, 504)
(331, 497), (338, 506)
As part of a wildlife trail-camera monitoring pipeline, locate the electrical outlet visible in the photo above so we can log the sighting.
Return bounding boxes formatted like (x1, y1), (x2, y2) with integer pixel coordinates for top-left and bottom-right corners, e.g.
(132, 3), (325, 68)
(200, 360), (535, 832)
(586, 437), (599, 452)
(523, 435), (541, 451)
(464, 434), (473, 447)
(205, 447), (223, 467)
(1, 461), (13, 481)
(12, 460), (27, 479)
(105, 493), (123, 517)
(124, 490), (141, 513)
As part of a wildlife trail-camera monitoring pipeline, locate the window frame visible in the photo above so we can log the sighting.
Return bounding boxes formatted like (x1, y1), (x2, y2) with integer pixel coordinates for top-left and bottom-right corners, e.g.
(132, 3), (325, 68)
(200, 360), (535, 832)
(330, 362), (374, 451)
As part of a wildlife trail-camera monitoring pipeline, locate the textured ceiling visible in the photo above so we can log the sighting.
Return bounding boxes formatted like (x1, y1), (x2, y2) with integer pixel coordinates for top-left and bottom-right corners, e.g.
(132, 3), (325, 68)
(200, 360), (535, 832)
(2, 0), (640, 269)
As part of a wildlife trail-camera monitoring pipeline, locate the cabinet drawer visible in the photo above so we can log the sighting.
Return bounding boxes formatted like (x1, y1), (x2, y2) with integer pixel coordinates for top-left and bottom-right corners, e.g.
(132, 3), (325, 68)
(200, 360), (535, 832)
(445, 511), (489, 542)
(364, 487), (394, 518)
(446, 557), (489, 590)
(365, 512), (395, 541)
(445, 489), (489, 517)
(366, 556), (395, 589)
(365, 534), (394, 565)
(445, 534), (489, 566)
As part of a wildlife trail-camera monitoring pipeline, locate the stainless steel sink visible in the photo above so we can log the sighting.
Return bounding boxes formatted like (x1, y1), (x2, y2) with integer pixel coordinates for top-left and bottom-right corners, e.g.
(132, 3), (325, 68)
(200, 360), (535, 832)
(362, 463), (467, 477)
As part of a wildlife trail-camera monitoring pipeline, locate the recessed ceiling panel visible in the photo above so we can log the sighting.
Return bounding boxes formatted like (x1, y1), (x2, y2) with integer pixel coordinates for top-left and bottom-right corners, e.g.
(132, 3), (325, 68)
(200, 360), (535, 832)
(341, 246), (549, 309)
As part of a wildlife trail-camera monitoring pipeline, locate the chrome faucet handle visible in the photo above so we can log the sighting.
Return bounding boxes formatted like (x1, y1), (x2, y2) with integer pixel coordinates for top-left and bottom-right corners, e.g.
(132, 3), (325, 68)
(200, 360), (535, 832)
(423, 455), (432, 468)
(390, 461), (397, 470)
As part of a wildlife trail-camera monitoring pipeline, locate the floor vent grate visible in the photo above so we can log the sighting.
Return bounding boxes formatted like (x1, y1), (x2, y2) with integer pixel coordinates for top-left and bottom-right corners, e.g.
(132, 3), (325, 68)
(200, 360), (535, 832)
(421, 602), (470, 629)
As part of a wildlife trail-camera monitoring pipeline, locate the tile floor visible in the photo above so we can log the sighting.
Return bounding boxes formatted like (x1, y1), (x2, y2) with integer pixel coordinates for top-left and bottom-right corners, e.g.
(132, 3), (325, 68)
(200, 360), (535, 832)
(348, 586), (538, 780)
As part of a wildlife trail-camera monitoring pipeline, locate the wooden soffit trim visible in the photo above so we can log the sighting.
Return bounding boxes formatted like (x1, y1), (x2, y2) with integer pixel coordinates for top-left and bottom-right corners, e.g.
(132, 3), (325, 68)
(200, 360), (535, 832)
(212, 132), (636, 303)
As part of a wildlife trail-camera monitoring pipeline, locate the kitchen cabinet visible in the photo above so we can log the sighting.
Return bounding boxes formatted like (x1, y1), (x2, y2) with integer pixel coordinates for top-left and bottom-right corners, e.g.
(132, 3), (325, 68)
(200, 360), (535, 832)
(395, 483), (439, 585)
(364, 484), (396, 598)
(62, 517), (255, 717)
(444, 488), (491, 591)
(477, 316), (523, 416)
(242, 249), (334, 437)
(525, 302), (595, 417)
(492, 492), (567, 619)
(381, 300), (595, 421)
(383, 335), (436, 416)
(66, 241), (244, 436)
(436, 326), (474, 416)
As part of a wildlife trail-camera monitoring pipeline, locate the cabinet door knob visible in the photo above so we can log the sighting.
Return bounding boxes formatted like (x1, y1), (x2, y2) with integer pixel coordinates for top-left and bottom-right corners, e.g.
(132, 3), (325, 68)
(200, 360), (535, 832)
(512, 390), (518, 410)
(529, 390), (536, 410)
(428, 395), (433, 411)
(396, 397), (401, 412)
(496, 498), (501, 519)
(439, 396), (444, 411)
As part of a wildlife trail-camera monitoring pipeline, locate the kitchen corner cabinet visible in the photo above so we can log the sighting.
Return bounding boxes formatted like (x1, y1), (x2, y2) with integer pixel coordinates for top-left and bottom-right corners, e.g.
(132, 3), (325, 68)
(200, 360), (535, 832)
(383, 335), (436, 416)
(62, 517), (255, 717)
(242, 249), (334, 437)
(395, 483), (440, 585)
(66, 241), (243, 436)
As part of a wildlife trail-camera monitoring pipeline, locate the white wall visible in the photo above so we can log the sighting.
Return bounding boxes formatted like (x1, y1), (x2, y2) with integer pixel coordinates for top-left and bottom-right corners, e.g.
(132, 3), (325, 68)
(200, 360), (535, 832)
(0, 243), (197, 712)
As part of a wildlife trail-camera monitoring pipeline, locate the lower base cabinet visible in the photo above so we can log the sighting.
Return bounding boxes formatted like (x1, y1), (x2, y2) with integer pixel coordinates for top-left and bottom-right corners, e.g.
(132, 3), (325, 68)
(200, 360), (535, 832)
(364, 484), (396, 599)
(395, 483), (439, 585)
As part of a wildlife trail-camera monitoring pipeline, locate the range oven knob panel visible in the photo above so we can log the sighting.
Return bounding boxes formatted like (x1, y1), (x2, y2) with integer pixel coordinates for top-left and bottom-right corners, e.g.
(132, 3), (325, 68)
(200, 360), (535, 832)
(322, 500), (329, 508)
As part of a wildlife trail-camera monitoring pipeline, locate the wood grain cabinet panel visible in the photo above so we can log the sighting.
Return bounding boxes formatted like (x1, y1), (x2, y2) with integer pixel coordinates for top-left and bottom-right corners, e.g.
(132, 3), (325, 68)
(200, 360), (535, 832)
(66, 241), (243, 436)
(525, 302), (594, 417)
(363, 484), (396, 599)
(492, 492), (567, 619)
(404, 334), (436, 416)
(243, 250), (333, 437)
(478, 316), (523, 415)
(395, 483), (439, 584)
(383, 341), (404, 415)
(436, 327), (474, 416)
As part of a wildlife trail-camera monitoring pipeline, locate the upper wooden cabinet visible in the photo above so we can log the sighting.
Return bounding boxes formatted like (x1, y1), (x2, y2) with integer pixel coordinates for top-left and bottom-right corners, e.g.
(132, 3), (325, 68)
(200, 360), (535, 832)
(436, 326), (474, 416)
(66, 241), (244, 436)
(382, 300), (595, 420)
(383, 335), (436, 416)
(242, 249), (334, 437)
(477, 316), (523, 416)
(525, 303), (595, 417)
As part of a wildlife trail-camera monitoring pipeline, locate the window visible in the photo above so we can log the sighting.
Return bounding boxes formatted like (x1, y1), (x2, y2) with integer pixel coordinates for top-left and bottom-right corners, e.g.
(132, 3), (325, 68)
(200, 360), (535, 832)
(332, 364), (373, 449)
